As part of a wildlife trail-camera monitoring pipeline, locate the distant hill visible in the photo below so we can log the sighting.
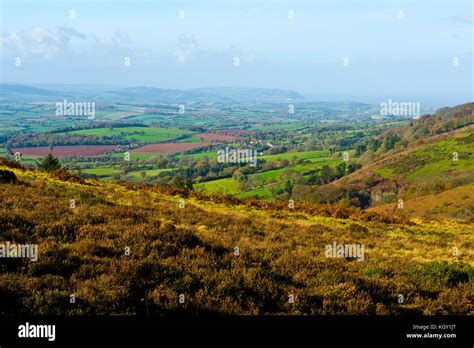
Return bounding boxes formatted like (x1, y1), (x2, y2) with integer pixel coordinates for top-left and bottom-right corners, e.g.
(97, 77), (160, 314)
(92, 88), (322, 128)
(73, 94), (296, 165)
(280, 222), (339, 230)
(0, 84), (69, 101)
(96, 86), (232, 104)
(30, 83), (123, 94)
(192, 87), (304, 102)
(0, 84), (304, 104)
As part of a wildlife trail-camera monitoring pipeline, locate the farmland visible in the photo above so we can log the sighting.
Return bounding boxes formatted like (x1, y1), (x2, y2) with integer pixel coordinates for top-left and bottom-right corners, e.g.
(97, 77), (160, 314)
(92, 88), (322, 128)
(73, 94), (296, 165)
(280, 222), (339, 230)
(191, 133), (239, 142)
(60, 126), (193, 143)
(1, 85), (472, 218)
(12, 145), (118, 157)
(131, 142), (212, 154)
(261, 150), (330, 163)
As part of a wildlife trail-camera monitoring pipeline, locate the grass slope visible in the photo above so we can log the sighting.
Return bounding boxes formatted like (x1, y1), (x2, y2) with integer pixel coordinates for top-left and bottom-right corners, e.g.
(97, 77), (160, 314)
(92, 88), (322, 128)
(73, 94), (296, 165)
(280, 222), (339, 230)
(369, 183), (474, 221)
(0, 164), (472, 315)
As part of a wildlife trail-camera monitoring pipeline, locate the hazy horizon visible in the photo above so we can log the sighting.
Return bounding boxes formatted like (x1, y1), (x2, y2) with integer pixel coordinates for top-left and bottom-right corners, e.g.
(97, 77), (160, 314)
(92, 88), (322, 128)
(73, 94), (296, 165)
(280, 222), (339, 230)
(1, 0), (473, 107)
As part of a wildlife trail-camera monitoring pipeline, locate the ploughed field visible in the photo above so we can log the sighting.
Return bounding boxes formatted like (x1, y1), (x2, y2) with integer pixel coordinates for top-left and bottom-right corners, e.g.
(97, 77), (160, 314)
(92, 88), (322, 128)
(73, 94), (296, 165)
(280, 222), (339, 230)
(193, 133), (238, 142)
(6, 127), (243, 158)
(131, 142), (213, 154)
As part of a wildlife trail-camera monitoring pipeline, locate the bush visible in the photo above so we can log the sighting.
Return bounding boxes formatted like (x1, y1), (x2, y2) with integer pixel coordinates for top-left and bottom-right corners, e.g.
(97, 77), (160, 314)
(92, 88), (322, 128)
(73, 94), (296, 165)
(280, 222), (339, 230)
(50, 168), (85, 184)
(0, 169), (17, 184)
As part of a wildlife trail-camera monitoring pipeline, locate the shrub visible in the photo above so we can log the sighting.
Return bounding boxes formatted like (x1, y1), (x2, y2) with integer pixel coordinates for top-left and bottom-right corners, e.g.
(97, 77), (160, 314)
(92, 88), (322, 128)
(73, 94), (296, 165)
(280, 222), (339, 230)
(0, 169), (17, 184)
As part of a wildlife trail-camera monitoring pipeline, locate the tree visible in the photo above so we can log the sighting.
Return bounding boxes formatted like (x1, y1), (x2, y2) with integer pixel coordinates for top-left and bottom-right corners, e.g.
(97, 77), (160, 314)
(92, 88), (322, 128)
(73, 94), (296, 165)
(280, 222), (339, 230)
(355, 144), (367, 157)
(345, 190), (372, 209)
(171, 176), (186, 190)
(347, 163), (362, 173)
(306, 173), (319, 185)
(284, 180), (293, 196)
(119, 164), (130, 175)
(335, 162), (347, 178)
(384, 134), (401, 150)
(185, 178), (194, 191)
(320, 165), (332, 185)
(37, 153), (61, 172)
(368, 139), (382, 152)
(233, 169), (248, 190)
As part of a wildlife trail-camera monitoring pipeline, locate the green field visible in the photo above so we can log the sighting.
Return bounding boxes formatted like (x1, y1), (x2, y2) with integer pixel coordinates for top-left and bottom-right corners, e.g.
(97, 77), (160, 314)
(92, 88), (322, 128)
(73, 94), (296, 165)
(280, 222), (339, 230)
(249, 122), (307, 131)
(111, 152), (167, 160)
(81, 167), (172, 181)
(0, 126), (24, 132)
(124, 168), (172, 181)
(177, 136), (202, 143)
(81, 167), (121, 178)
(61, 126), (193, 143)
(94, 110), (144, 121)
(237, 186), (273, 199)
(125, 114), (210, 126)
(237, 182), (287, 200)
(196, 178), (239, 194)
(261, 150), (330, 163)
(176, 151), (218, 160)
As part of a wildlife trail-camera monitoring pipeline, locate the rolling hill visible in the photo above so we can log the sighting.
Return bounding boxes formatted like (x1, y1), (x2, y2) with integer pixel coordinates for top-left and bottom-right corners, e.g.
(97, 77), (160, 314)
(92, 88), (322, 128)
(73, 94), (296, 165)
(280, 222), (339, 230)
(0, 84), (304, 104)
(192, 87), (304, 102)
(0, 84), (74, 102)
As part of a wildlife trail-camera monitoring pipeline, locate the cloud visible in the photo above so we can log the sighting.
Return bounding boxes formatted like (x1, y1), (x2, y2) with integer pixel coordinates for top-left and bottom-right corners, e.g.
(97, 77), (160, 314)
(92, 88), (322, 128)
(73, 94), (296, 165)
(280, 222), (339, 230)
(2, 26), (89, 59)
(451, 15), (473, 24)
(171, 33), (261, 66)
(57, 26), (87, 40)
(173, 33), (200, 63)
(2, 24), (258, 68)
(1, 26), (141, 60)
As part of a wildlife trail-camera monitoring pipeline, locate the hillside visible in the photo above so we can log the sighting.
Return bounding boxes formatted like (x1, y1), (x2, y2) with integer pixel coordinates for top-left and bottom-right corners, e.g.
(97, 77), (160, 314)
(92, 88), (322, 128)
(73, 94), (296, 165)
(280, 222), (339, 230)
(314, 103), (474, 220)
(369, 183), (474, 220)
(0, 160), (472, 315)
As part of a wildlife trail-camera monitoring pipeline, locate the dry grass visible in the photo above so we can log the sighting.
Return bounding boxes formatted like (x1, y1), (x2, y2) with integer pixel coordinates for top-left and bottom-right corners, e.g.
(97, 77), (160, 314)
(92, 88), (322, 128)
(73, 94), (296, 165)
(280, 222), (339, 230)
(0, 163), (472, 315)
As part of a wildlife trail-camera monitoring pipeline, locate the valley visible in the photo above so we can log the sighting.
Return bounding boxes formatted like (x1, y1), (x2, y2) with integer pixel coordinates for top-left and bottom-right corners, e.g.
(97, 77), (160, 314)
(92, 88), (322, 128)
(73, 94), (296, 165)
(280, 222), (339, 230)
(1, 85), (472, 222)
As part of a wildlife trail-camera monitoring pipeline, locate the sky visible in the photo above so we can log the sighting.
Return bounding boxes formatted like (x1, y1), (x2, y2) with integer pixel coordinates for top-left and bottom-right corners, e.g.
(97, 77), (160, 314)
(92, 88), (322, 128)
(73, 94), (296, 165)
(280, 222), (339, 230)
(0, 0), (472, 106)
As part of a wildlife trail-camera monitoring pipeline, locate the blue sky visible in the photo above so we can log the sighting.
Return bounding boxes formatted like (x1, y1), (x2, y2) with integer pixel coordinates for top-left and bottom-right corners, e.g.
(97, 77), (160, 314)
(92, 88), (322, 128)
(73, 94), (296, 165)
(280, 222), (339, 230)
(1, 0), (472, 106)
